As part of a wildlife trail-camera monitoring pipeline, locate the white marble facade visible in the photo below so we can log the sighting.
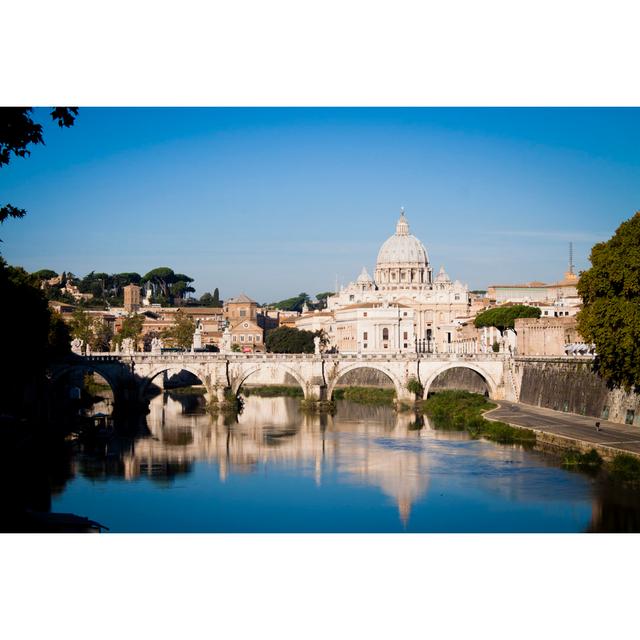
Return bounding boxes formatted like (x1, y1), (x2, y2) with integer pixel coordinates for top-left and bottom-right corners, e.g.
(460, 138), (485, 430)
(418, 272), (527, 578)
(324, 209), (470, 353)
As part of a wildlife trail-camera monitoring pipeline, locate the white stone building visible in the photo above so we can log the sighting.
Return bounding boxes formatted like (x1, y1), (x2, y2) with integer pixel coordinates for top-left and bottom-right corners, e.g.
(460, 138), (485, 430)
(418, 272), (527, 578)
(333, 303), (415, 354)
(324, 209), (470, 353)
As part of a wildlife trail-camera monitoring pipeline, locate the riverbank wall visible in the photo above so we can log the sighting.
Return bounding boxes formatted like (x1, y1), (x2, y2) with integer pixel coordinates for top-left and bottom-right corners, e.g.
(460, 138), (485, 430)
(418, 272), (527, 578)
(514, 357), (640, 426)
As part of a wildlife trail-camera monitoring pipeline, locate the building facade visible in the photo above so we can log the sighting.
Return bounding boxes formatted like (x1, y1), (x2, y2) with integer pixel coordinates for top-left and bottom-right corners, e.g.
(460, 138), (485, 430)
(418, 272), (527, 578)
(322, 209), (470, 353)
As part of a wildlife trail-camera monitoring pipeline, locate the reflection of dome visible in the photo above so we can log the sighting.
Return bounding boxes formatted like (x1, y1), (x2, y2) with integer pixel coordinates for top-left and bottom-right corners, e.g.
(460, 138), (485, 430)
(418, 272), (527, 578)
(376, 211), (429, 268)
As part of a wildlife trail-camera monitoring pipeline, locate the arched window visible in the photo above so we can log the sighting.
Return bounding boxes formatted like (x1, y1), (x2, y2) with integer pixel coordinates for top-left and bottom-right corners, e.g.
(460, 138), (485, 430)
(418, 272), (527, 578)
(382, 328), (389, 341)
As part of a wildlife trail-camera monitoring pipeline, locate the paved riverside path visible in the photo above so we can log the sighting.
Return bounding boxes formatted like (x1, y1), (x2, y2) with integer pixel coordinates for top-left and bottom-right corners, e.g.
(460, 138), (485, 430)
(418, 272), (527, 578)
(485, 401), (640, 457)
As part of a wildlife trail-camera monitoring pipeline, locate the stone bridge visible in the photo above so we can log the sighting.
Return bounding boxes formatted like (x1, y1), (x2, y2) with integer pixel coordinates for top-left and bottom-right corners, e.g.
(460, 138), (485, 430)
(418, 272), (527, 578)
(49, 352), (517, 408)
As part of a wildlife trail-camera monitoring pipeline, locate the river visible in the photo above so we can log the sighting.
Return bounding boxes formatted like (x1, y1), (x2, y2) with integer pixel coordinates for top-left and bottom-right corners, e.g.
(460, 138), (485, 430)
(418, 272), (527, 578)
(44, 390), (640, 533)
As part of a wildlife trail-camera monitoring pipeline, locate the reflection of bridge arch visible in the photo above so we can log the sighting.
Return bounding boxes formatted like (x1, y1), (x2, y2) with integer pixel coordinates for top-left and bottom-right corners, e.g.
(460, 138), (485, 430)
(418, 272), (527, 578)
(231, 364), (308, 398)
(423, 363), (498, 398)
(327, 363), (404, 401)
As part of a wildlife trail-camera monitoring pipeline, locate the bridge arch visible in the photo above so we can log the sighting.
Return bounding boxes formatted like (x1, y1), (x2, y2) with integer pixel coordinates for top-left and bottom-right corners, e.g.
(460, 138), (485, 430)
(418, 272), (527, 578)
(50, 363), (120, 397)
(423, 363), (498, 399)
(140, 364), (208, 397)
(231, 363), (308, 399)
(326, 362), (405, 402)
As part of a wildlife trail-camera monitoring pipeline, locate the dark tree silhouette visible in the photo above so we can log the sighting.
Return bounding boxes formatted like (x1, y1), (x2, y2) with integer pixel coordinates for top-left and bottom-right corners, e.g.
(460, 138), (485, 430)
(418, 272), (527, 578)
(1, 107), (78, 224)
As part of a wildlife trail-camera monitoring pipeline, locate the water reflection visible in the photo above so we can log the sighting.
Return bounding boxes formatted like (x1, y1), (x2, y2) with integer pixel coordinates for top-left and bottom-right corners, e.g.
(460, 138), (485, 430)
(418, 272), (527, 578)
(46, 392), (640, 532)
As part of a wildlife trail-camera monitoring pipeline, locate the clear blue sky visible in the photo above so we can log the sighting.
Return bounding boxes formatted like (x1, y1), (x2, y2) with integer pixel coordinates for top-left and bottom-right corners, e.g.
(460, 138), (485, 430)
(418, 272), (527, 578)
(2, 107), (639, 302)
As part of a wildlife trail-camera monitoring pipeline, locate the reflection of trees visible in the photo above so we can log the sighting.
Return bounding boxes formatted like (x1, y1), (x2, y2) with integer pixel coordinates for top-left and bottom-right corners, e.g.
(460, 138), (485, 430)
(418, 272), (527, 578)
(588, 483), (640, 533)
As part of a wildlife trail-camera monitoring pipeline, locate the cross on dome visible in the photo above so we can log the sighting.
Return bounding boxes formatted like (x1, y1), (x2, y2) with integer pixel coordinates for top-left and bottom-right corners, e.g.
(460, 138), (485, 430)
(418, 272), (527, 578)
(396, 208), (409, 236)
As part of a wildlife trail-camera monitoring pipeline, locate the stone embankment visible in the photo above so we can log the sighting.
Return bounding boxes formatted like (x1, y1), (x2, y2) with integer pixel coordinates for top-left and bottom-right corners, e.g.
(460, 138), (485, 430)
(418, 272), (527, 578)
(514, 358), (640, 427)
(485, 400), (640, 460)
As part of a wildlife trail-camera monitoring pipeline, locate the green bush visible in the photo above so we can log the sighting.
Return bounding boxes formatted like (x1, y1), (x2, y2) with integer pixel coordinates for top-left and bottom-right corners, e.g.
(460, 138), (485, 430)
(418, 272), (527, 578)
(421, 390), (535, 446)
(333, 386), (396, 405)
(562, 448), (603, 470)
(406, 377), (424, 398)
(609, 454), (640, 482)
(241, 385), (304, 398)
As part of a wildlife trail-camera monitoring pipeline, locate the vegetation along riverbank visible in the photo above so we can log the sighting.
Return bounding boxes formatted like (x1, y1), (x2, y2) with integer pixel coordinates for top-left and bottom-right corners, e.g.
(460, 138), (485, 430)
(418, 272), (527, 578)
(424, 390), (640, 485)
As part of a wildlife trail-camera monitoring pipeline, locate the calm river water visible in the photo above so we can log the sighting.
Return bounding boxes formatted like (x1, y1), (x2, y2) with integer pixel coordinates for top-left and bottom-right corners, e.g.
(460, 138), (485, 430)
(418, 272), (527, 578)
(50, 392), (640, 532)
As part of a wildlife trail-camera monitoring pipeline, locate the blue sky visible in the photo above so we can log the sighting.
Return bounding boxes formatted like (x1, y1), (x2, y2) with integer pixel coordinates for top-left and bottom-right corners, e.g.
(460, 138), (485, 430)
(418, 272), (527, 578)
(1, 107), (639, 302)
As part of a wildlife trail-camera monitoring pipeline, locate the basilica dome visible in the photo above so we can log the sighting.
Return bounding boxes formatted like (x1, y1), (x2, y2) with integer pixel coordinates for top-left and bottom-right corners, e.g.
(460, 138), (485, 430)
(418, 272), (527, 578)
(374, 210), (432, 289)
(376, 211), (429, 267)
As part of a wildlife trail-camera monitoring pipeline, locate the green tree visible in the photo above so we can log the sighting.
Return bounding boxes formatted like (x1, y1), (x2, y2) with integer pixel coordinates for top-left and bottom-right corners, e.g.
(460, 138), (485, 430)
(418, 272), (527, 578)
(577, 211), (640, 391)
(31, 269), (58, 282)
(212, 287), (221, 306)
(90, 319), (114, 352)
(0, 258), (70, 415)
(162, 309), (195, 350)
(1, 107), (78, 225)
(69, 309), (94, 349)
(270, 292), (311, 312)
(142, 267), (175, 299)
(315, 291), (334, 310)
(474, 304), (540, 333)
(113, 314), (145, 349)
(265, 326), (318, 353)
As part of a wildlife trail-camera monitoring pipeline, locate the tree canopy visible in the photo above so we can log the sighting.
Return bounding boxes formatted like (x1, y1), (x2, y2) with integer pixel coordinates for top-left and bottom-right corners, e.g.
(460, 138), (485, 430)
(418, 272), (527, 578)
(577, 211), (640, 391)
(113, 314), (144, 349)
(162, 310), (195, 350)
(199, 289), (223, 307)
(270, 292), (311, 312)
(0, 257), (70, 414)
(474, 304), (541, 332)
(315, 291), (334, 309)
(265, 326), (319, 353)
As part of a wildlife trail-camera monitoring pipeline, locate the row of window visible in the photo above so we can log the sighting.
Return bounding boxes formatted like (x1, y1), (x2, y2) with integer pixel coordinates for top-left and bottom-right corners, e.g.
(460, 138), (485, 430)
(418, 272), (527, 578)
(361, 330), (410, 341)
(232, 334), (261, 342)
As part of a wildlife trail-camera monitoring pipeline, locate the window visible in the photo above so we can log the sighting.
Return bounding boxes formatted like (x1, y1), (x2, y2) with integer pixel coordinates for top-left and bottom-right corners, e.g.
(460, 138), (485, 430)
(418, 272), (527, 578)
(403, 311), (407, 316)
(384, 343), (388, 349)
(382, 328), (389, 341)
(240, 309), (246, 317)
(363, 332), (368, 340)
(403, 331), (408, 340)
(349, 295), (354, 301)
(248, 335), (253, 342)
(240, 335), (245, 342)
(363, 312), (367, 317)
(403, 343), (408, 349)
(255, 335), (260, 342)
(363, 343), (368, 349)
(232, 335), (237, 342)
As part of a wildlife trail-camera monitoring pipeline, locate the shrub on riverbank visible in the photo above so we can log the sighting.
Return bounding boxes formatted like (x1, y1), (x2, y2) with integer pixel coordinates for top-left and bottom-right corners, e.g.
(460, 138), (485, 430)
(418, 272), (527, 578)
(562, 448), (603, 472)
(609, 454), (640, 483)
(333, 387), (396, 406)
(421, 390), (536, 446)
(241, 385), (304, 398)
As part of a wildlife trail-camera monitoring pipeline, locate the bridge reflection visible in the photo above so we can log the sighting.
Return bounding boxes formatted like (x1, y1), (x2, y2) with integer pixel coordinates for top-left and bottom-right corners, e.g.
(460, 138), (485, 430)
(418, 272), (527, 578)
(116, 393), (501, 525)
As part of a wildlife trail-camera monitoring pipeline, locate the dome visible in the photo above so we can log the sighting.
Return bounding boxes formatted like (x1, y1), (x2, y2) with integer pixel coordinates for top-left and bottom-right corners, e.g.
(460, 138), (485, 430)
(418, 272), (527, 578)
(356, 266), (373, 284)
(376, 210), (429, 268)
(434, 265), (450, 283)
